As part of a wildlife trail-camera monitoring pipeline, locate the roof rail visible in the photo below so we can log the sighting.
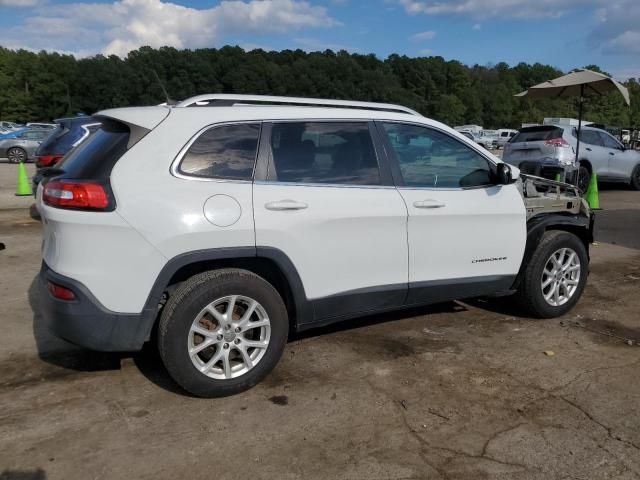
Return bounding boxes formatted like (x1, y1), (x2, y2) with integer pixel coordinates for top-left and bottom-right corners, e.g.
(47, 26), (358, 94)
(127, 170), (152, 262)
(175, 94), (421, 116)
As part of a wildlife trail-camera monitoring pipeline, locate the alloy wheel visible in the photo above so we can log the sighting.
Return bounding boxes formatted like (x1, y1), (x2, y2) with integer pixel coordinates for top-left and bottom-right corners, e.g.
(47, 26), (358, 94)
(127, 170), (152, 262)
(541, 247), (581, 307)
(7, 148), (26, 164)
(188, 295), (271, 380)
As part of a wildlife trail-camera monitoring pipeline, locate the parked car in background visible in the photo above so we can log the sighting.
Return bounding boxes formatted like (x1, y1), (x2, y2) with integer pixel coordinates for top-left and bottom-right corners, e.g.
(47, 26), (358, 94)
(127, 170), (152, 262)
(0, 127), (30, 140)
(35, 116), (101, 169)
(0, 129), (52, 163)
(0, 121), (23, 131)
(496, 129), (518, 148)
(480, 130), (499, 148)
(460, 130), (496, 149)
(26, 122), (57, 130)
(33, 116), (102, 190)
(503, 125), (640, 191)
(37, 94), (593, 397)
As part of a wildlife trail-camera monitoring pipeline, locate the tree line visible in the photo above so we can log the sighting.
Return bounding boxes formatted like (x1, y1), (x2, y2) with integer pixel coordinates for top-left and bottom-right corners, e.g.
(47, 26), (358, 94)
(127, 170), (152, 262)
(0, 45), (638, 129)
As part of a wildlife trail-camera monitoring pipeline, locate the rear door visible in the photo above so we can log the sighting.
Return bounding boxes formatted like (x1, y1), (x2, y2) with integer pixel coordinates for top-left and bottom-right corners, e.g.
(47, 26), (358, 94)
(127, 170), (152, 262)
(253, 121), (408, 323)
(578, 130), (608, 175)
(379, 121), (526, 304)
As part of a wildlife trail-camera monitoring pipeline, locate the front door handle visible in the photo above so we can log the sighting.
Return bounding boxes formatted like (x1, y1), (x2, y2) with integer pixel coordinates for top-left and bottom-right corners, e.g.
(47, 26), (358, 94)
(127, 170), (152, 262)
(265, 200), (308, 211)
(585, 147), (592, 151)
(413, 199), (446, 209)
(609, 152), (615, 156)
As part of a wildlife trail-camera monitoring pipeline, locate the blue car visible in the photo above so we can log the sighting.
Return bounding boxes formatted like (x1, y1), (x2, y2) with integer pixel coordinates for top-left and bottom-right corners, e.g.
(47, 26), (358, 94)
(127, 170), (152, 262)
(0, 127), (30, 140)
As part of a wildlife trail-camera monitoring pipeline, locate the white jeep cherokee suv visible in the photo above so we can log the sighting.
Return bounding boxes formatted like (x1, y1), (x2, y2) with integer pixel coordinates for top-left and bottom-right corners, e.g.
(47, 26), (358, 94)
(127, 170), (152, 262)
(38, 95), (594, 397)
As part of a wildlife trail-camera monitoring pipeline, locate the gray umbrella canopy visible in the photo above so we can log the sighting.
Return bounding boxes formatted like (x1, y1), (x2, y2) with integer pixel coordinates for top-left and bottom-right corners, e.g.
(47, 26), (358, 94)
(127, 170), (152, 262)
(515, 69), (630, 105)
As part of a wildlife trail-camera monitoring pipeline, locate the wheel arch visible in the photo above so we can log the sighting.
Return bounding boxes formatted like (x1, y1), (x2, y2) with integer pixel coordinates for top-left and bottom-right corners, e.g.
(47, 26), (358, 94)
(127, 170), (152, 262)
(512, 213), (594, 290)
(139, 247), (310, 343)
(578, 159), (592, 173)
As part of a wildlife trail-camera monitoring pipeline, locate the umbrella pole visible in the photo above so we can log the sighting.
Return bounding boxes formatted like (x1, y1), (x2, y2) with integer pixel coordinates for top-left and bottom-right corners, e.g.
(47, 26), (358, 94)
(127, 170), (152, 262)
(575, 84), (584, 165)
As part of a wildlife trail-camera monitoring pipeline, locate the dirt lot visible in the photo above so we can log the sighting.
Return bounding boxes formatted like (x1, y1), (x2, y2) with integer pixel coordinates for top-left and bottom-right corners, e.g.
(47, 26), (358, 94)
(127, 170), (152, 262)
(0, 163), (639, 480)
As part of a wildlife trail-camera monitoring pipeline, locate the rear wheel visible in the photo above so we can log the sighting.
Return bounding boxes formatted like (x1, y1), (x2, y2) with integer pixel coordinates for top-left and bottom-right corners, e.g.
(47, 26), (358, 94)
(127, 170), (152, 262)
(576, 166), (591, 192)
(7, 147), (26, 164)
(158, 269), (288, 397)
(514, 231), (588, 318)
(631, 165), (640, 191)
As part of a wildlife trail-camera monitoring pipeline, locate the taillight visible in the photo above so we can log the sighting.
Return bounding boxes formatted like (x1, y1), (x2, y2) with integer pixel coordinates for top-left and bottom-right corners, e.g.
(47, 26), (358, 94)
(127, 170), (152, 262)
(36, 154), (64, 167)
(47, 281), (76, 301)
(43, 180), (110, 210)
(544, 138), (570, 148)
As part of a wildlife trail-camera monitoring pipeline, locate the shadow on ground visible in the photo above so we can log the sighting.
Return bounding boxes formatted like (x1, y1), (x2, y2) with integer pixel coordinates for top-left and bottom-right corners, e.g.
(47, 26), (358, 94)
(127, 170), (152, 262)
(28, 271), (475, 396)
(28, 275), (125, 373)
(0, 470), (46, 480)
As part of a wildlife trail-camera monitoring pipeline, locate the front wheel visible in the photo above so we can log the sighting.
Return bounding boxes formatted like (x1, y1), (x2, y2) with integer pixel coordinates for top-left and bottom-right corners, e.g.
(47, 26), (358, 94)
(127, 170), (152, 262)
(158, 269), (288, 397)
(514, 231), (588, 318)
(7, 147), (27, 164)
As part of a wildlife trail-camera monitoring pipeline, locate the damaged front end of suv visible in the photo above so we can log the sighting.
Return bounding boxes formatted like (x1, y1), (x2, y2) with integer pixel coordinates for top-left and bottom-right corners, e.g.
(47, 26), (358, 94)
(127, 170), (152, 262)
(518, 174), (592, 221)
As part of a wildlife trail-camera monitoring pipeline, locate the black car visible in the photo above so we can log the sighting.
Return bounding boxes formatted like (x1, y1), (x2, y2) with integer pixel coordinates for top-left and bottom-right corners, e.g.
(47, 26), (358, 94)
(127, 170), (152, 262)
(35, 116), (101, 169)
(33, 116), (101, 189)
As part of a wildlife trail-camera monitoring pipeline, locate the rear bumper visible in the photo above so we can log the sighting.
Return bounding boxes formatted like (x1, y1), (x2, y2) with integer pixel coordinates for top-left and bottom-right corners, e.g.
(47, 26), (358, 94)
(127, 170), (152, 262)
(39, 262), (153, 352)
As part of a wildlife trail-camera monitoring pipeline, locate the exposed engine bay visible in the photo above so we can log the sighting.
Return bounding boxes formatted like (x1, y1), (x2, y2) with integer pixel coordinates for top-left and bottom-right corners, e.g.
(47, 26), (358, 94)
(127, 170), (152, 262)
(518, 174), (591, 220)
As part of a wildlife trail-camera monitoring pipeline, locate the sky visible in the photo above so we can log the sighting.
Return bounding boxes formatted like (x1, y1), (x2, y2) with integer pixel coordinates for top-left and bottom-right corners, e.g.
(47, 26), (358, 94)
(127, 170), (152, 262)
(0, 0), (639, 80)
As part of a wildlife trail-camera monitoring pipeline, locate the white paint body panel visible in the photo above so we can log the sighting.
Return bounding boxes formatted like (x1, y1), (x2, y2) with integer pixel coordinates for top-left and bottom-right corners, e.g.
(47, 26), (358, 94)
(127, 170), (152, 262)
(39, 103), (528, 315)
(253, 183), (408, 299)
(37, 195), (167, 312)
(398, 184), (526, 282)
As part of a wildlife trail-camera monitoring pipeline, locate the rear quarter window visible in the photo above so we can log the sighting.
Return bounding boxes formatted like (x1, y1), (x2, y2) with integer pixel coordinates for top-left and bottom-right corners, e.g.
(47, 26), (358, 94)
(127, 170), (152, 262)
(178, 123), (260, 180)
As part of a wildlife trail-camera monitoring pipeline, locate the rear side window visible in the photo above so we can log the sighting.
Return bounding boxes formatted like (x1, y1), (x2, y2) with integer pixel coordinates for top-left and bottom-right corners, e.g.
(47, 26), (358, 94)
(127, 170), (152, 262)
(57, 120), (130, 180)
(574, 130), (604, 146)
(178, 123), (260, 180)
(268, 122), (380, 185)
(511, 127), (563, 143)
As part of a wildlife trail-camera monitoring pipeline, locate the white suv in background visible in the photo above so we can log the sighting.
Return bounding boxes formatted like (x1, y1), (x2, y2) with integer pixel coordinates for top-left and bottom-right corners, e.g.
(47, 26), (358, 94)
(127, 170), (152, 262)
(38, 95), (594, 397)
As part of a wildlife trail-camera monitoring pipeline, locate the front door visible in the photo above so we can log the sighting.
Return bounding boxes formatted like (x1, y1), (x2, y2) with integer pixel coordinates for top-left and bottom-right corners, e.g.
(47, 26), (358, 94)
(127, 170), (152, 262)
(378, 121), (526, 304)
(253, 121), (409, 323)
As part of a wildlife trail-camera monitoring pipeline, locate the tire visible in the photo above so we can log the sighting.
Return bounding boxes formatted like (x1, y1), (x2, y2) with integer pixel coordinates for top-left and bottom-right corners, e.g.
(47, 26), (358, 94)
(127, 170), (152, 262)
(631, 165), (640, 191)
(514, 231), (588, 318)
(158, 269), (288, 397)
(577, 165), (590, 192)
(7, 147), (27, 164)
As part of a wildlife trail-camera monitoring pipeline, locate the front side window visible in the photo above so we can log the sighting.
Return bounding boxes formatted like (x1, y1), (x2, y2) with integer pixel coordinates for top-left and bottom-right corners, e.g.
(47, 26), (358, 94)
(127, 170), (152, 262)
(268, 122), (380, 185)
(383, 123), (493, 188)
(179, 123), (260, 180)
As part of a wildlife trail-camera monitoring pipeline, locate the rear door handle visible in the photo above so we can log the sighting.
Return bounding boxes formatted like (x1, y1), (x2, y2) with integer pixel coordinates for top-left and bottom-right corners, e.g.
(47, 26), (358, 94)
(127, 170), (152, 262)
(413, 199), (446, 209)
(585, 147), (592, 151)
(609, 152), (615, 156)
(265, 200), (308, 211)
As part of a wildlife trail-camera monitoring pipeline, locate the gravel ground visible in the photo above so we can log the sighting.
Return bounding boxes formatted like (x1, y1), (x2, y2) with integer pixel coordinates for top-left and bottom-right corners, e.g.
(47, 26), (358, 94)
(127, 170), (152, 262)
(0, 163), (639, 480)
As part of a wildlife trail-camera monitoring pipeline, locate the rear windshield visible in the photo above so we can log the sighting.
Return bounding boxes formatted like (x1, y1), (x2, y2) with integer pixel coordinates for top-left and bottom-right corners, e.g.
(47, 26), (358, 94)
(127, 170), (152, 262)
(37, 118), (100, 155)
(56, 120), (130, 180)
(511, 126), (563, 143)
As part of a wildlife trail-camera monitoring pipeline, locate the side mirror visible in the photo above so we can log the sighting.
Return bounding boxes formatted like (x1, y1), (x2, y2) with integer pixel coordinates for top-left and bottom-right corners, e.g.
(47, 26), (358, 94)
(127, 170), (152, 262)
(496, 163), (514, 185)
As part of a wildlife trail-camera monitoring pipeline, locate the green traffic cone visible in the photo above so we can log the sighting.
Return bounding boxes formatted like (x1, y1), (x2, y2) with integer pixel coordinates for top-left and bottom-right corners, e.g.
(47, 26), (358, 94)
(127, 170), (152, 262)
(15, 162), (33, 197)
(585, 172), (599, 210)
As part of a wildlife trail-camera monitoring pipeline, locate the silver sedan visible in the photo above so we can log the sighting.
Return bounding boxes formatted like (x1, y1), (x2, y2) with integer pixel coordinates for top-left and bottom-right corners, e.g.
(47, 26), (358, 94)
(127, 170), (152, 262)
(0, 129), (52, 163)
